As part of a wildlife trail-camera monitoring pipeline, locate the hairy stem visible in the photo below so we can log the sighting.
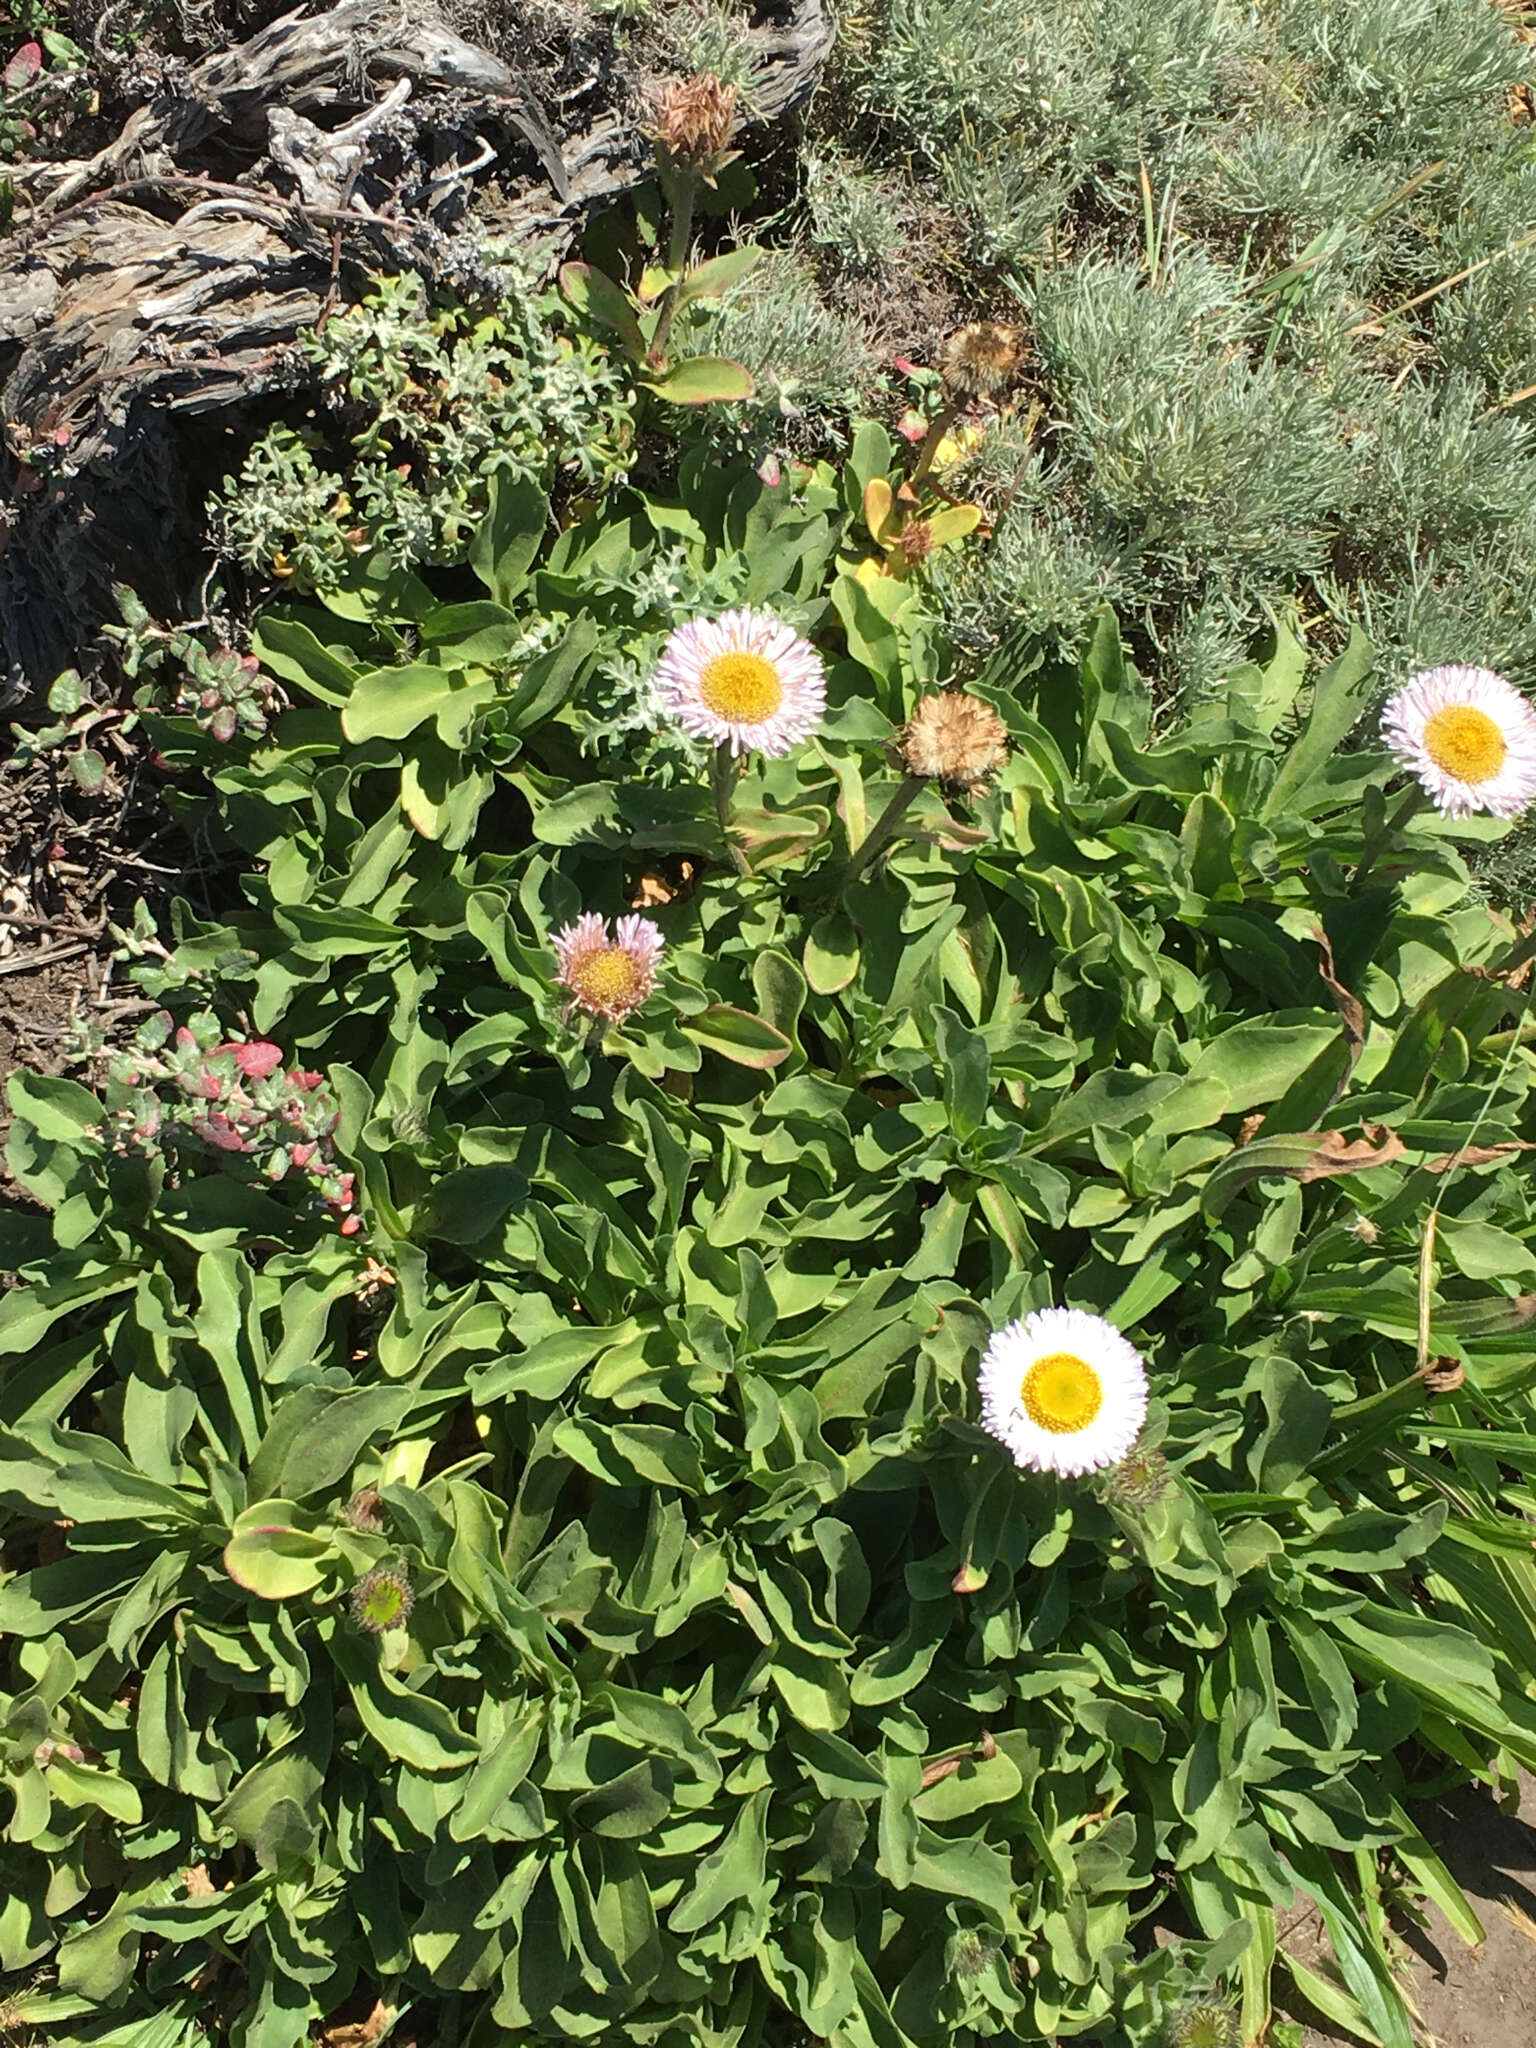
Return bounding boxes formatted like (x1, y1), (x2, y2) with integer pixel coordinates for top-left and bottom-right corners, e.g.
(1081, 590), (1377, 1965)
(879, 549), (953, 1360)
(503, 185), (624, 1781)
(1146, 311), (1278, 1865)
(1352, 783), (1427, 886)
(648, 172), (698, 369)
(842, 775), (927, 887)
(710, 742), (750, 876)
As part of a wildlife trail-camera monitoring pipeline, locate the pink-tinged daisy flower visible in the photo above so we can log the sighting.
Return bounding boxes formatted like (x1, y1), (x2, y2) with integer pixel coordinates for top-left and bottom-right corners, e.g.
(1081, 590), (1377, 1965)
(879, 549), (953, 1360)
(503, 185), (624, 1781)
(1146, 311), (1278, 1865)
(552, 913), (664, 1024)
(654, 608), (826, 758)
(977, 1307), (1148, 1478)
(1381, 665), (1536, 819)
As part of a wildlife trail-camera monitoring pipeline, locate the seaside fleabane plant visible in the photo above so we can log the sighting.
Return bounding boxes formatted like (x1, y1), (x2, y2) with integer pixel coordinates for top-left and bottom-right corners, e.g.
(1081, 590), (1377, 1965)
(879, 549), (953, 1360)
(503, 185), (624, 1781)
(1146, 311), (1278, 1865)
(1381, 662), (1536, 818)
(654, 605), (826, 869)
(552, 911), (664, 1027)
(977, 1306), (1149, 1477)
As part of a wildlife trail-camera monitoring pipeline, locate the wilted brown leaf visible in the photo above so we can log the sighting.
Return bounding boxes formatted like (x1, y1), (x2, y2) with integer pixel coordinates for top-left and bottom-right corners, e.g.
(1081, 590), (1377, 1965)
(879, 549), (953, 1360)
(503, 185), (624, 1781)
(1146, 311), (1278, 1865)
(319, 1997), (392, 2048)
(1423, 1140), (1536, 1173)
(1295, 1125), (1405, 1182)
(630, 857), (698, 908)
(1422, 1358), (1465, 1394)
(1313, 926), (1365, 1072)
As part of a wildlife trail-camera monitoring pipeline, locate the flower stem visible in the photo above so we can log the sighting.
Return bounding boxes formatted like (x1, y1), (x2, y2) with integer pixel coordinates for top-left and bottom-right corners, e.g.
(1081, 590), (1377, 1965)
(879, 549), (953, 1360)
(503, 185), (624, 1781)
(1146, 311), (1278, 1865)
(1352, 783), (1427, 885)
(648, 172), (698, 369)
(842, 775), (926, 888)
(710, 742), (750, 876)
(911, 398), (961, 486)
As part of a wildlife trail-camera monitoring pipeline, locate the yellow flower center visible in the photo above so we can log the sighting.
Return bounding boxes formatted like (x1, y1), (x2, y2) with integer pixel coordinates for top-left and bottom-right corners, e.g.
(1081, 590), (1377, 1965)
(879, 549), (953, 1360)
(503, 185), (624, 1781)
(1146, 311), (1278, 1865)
(1020, 1352), (1103, 1434)
(569, 947), (643, 1013)
(699, 650), (783, 725)
(1422, 704), (1507, 784)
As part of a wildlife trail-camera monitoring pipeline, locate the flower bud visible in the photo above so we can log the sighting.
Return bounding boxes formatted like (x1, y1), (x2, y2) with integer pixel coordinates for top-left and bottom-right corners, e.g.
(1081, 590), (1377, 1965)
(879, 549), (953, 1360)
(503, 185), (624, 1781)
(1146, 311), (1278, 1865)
(349, 1565), (413, 1632)
(1166, 2001), (1239, 2048)
(345, 1488), (386, 1534)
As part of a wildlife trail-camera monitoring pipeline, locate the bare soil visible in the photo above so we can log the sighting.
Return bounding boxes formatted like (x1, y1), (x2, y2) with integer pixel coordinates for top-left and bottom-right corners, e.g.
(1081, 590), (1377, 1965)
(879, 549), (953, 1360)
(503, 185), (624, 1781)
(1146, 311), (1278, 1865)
(0, 745), (212, 1196)
(1288, 1774), (1536, 2048)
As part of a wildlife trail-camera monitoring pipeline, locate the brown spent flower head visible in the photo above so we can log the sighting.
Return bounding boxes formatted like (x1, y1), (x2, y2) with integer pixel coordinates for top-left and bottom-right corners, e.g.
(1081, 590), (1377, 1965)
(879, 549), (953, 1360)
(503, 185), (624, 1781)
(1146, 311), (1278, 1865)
(652, 71), (738, 171)
(349, 1564), (413, 1633)
(898, 518), (935, 565)
(1423, 1357), (1466, 1395)
(345, 1487), (387, 1534)
(900, 691), (1009, 795)
(941, 321), (1025, 401)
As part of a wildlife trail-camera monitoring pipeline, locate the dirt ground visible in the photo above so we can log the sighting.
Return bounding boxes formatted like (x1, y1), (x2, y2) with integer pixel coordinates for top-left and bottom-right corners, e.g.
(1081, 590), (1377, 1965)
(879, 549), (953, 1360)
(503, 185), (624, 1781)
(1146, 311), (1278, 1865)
(1287, 1774), (1536, 2048)
(0, 748), (214, 1192)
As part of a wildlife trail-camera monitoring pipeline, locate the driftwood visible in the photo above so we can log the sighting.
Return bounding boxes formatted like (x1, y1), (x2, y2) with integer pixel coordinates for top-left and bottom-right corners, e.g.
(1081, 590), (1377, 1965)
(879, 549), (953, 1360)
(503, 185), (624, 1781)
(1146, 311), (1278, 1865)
(0, 0), (835, 697)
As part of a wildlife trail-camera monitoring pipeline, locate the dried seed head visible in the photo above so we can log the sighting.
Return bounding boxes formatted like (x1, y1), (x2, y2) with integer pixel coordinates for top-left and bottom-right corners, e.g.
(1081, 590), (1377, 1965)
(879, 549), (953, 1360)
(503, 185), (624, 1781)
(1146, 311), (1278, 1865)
(940, 321), (1024, 401)
(1166, 2001), (1240, 2048)
(652, 72), (738, 170)
(349, 1564), (413, 1633)
(900, 692), (1009, 794)
(345, 1487), (387, 1534)
(898, 518), (935, 565)
(1423, 1358), (1465, 1395)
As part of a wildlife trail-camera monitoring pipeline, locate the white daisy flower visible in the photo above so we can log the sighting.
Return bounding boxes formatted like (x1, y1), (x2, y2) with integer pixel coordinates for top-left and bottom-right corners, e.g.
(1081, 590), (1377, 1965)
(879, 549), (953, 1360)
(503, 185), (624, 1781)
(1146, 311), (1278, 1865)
(1381, 664), (1536, 820)
(977, 1307), (1148, 1478)
(552, 912), (664, 1024)
(654, 607), (826, 758)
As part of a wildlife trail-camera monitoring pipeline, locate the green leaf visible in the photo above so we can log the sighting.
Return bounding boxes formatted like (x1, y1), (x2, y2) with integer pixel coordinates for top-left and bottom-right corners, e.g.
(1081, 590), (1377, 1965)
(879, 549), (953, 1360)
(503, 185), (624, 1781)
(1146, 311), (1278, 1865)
(6, 1070), (102, 1146)
(683, 1005), (793, 1069)
(673, 245), (763, 308)
(570, 1757), (675, 1837)
(642, 356), (756, 404)
(1263, 629), (1375, 817)
(668, 1789), (770, 1932)
(934, 1006), (990, 1142)
(553, 1419), (704, 1494)
(911, 1749), (1023, 1821)
(223, 1501), (335, 1599)
(804, 913), (861, 995)
(340, 662), (457, 744)
(469, 473), (551, 604)
(325, 1621), (478, 1772)
(560, 261), (646, 356)
(260, 1385), (416, 1502)
(44, 1757), (143, 1825)
(1333, 1602), (1496, 1698)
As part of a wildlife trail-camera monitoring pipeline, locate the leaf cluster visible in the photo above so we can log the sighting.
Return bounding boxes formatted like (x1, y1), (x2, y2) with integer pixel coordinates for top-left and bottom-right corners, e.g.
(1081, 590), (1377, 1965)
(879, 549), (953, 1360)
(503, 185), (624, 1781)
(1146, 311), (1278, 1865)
(5, 415), (1536, 2048)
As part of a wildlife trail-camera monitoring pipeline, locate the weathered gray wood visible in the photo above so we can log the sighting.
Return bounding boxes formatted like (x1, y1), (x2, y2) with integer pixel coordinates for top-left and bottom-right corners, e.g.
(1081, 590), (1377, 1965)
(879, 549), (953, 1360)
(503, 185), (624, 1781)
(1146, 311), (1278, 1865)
(0, 0), (833, 697)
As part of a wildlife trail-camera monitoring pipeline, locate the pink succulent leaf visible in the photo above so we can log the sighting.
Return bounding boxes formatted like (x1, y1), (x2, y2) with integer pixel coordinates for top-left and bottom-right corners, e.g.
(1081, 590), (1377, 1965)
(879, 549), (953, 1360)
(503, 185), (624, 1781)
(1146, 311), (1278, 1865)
(5, 42), (43, 89)
(224, 1039), (283, 1079)
(195, 1113), (252, 1153)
